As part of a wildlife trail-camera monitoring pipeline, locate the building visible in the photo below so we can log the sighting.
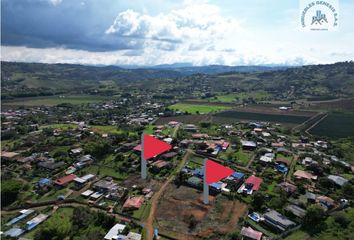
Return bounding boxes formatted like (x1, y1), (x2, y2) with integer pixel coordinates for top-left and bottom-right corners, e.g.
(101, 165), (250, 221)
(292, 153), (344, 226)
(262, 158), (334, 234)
(6, 209), (35, 226)
(240, 226), (262, 240)
(285, 204), (306, 218)
(151, 160), (170, 172)
(1, 151), (20, 160)
(278, 182), (297, 194)
(263, 210), (296, 232)
(54, 174), (77, 187)
(328, 175), (348, 186)
(160, 152), (178, 160)
(104, 223), (126, 240)
(93, 178), (117, 193)
(3, 228), (25, 238)
(26, 214), (48, 231)
(127, 232), (142, 240)
(38, 160), (65, 170)
(187, 176), (202, 188)
(238, 175), (262, 194)
(123, 196), (144, 209)
(293, 170), (317, 181)
(241, 140), (257, 151)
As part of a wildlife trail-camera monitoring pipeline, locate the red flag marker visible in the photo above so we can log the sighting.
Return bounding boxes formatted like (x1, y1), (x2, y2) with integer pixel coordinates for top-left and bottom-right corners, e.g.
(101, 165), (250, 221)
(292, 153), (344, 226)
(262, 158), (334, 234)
(143, 134), (172, 160)
(205, 159), (234, 184)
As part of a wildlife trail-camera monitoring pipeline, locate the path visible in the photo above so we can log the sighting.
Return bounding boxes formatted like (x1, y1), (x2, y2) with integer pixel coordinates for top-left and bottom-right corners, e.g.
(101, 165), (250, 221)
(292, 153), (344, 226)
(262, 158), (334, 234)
(305, 113), (328, 135)
(145, 149), (192, 240)
(172, 123), (181, 139)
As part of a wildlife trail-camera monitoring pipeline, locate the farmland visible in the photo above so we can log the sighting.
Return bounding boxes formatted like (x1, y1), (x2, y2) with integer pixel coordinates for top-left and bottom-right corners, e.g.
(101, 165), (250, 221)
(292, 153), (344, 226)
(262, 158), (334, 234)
(168, 103), (231, 114)
(207, 91), (273, 103)
(214, 110), (311, 125)
(309, 112), (354, 138)
(2, 95), (110, 107)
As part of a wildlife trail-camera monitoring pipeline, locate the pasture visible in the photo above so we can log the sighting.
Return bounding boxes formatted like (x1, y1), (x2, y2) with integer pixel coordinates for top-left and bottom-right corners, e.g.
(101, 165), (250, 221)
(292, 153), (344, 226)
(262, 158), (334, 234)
(169, 103), (230, 114)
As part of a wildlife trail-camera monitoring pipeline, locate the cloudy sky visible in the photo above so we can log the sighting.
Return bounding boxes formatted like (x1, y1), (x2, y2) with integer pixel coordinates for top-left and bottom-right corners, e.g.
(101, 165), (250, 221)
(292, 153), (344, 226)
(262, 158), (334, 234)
(1, 0), (353, 66)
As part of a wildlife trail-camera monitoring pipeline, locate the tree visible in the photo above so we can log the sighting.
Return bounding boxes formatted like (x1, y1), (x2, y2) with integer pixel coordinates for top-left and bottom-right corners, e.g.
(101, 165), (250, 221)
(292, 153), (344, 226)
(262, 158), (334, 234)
(251, 191), (266, 211)
(303, 205), (326, 234)
(1, 179), (22, 207)
(35, 213), (71, 240)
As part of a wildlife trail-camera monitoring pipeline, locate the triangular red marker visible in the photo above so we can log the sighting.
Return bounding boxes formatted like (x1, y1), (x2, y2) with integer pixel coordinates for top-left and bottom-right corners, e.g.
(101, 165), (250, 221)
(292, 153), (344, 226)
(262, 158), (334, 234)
(143, 135), (172, 160)
(205, 159), (234, 184)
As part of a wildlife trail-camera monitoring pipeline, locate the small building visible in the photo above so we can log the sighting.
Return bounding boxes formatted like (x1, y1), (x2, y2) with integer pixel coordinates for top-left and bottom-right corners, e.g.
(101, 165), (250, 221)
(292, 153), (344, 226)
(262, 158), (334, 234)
(123, 196), (144, 209)
(1, 151), (20, 160)
(74, 174), (95, 189)
(285, 204), (306, 218)
(38, 160), (65, 170)
(104, 223), (126, 240)
(81, 190), (94, 198)
(278, 182), (297, 194)
(293, 170), (317, 181)
(6, 209), (35, 226)
(26, 214), (48, 231)
(54, 174), (77, 187)
(187, 176), (202, 188)
(151, 160), (170, 172)
(238, 175), (262, 195)
(240, 226), (262, 240)
(3, 228), (25, 238)
(263, 210), (296, 232)
(127, 232), (142, 240)
(70, 147), (83, 155)
(328, 175), (348, 187)
(38, 178), (51, 187)
(160, 152), (178, 160)
(93, 179), (117, 193)
(183, 124), (198, 132)
(241, 140), (257, 151)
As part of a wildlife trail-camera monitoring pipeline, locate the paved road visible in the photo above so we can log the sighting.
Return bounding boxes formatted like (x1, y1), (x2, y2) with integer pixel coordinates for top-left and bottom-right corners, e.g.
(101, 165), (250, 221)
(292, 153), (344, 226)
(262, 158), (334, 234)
(145, 149), (192, 240)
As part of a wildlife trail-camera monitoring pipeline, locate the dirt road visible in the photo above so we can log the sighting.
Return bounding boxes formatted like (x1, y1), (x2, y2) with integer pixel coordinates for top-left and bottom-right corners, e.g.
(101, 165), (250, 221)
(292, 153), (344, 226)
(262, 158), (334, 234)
(145, 149), (192, 240)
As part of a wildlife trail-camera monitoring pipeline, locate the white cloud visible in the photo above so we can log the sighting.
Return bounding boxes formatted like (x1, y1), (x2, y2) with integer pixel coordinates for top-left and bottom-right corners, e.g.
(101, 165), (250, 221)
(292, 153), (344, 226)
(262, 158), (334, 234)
(49, 0), (63, 6)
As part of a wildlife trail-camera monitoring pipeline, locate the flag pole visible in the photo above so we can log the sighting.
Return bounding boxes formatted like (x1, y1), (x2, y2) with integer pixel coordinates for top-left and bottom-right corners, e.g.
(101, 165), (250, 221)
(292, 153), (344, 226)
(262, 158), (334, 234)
(203, 158), (209, 204)
(141, 133), (147, 179)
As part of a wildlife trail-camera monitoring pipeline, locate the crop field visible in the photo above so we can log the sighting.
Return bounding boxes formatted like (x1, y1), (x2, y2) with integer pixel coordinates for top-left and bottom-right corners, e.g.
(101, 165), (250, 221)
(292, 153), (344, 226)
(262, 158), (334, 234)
(208, 91), (272, 103)
(309, 112), (354, 138)
(169, 103), (230, 114)
(2, 95), (109, 107)
(214, 110), (311, 125)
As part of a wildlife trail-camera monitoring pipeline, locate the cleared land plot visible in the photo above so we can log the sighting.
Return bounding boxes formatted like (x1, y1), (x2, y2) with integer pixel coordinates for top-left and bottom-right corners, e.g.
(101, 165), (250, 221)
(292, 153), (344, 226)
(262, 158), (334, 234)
(155, 115), (209, 125)
(208, 91), (272, 103)
(155, 185), (247, 239)
(2, 95), (109, 107)
(169, 103), (231, 114)
(214, 111), (311, 125)
(309, 112), (354, 138)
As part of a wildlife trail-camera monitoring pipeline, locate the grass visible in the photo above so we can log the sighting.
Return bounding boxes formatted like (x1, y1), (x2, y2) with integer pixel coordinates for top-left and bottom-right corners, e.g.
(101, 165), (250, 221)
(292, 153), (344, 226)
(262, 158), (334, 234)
(83, 165), (128, 180)
(220, 148), (252, 166)
(284, 230), (311, 240)
(169, 103), (230, 114)
(2, 95), (109, 107)
(91, 125), (122, 135)
(40, 123), (78, 130)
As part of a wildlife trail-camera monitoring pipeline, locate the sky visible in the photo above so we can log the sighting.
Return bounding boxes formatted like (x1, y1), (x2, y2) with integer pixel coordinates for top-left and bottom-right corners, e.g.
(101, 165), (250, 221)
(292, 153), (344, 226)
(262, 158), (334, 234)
(1, 0), (353, 66)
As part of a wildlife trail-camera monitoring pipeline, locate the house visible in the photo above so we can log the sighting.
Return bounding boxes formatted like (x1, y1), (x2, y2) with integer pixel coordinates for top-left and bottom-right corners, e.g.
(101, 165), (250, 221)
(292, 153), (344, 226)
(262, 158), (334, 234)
(241, 140), (257, 151)
(1, 151), (20, 160)
(38, 159), (65, 170)
(74, 154), (94, 168)
(285, 204), (306, 218)
(121, 142), (137, 151)
(225, 172), (245, 189)
(38, 178), (51, 187)
(306, 192), (317, 203)
(263, 210), (296, 232)
(81, 190), (94, 198)
(73, 174), (95, 189)
(238, 175), (262, 195)
(123, 196), (144, 209)
(193, 168), (204, 178)
(127, 232), (142, 240)
(293, 170), (317, 181)
(187, 176), (202, 188)
(54, 174), (77, 187)
(6, 209), (35, 226)
(328, 175), (348, 186)
(160, 152), (178, 160)
(93, 178), (117, 193)
(240, 226), (262, 240)
(183, 124), (198, 132)
(192, 133), (209, 139)
(104, 223), (126, 240)
(151, 160), (170, 172)
(133, 144), (142, 152)
(278, 182), (297, 194)
(26, 214), (48, 231)
(275, 164), (288, 173)
(317, 196), (335, 210)
(209, 182), (227, 192)
(70, 147), (83, 155)
(3, 228), (25, 238)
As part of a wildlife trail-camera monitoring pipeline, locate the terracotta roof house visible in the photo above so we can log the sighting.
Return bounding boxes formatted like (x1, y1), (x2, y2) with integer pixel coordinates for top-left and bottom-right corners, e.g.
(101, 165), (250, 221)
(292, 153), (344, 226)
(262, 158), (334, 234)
(133, 144), (142, 152)
(1, 151), (20, 160)
(240, 226), (263, 240)
(54, 174), (77, 186)
(161, 152), (178, 159)
(278, 182), (297, 194)
(123, 196), (144, 209)
(245, 175), (263, 191)
(293, 170), (317, 180)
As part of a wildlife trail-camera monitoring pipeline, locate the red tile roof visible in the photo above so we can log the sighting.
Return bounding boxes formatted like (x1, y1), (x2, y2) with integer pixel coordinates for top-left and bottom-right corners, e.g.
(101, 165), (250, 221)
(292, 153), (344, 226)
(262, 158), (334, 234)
(241, 227), (262, 240)
(245, 175), (263, 191)
(133, 144), (142, 152)
(54, 174), (77, 186)
(123, 196), (144, 209)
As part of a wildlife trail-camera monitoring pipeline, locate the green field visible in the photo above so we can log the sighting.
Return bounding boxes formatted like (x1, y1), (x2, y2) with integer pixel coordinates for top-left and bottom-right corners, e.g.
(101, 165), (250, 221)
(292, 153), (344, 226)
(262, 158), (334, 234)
(209, 91), (272, 103)
(2, 95), (109, 107)
(169, 103), (230, 114)
(309, 112), (354, 138)
(215, 111), (310, 124)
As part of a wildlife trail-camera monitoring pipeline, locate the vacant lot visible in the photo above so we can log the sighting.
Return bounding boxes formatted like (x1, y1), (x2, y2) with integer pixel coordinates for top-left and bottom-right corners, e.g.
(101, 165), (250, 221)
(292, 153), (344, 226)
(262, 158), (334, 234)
(155, 185), (247, 239)
(214, 110), (311, 125)
(309, 112), (354, 138)
(2, 95), (109, 107)
(169, 103), (231, 114)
